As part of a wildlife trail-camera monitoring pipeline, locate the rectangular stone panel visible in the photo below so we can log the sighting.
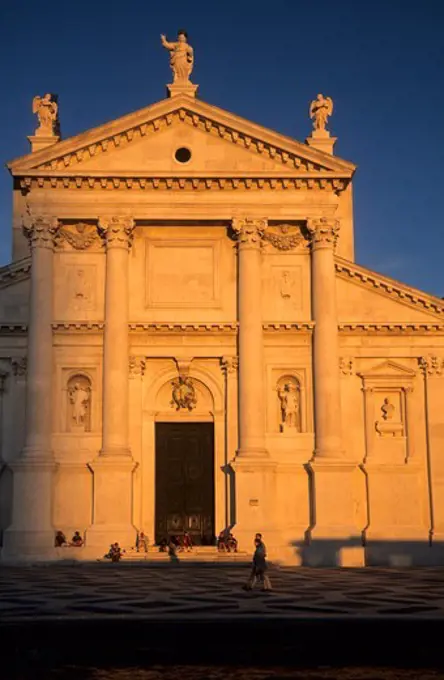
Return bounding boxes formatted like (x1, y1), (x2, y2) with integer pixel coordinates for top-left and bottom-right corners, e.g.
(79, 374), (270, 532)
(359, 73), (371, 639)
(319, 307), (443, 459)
(145, 240), (220, 308)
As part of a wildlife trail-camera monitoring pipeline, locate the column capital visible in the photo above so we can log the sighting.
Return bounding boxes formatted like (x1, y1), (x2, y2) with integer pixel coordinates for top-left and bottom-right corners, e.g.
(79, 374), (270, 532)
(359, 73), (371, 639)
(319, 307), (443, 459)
(418, 356), (444, 377)
(22, 211), (59, 250)
(129, 355), (146, 379)
(11, 357), (27, 378)
(98, 216), (135, 249)
(221, 355), (238, 376)
(307, 217), (339, 250)
(232, 217), (267, 249)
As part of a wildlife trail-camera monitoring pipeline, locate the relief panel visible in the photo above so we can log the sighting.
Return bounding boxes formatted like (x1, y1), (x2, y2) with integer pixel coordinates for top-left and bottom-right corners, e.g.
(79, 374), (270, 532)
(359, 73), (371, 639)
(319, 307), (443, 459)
(54, 254), (104, 320)
(262, 253), (310, 321)
(145, 239), (220, 309)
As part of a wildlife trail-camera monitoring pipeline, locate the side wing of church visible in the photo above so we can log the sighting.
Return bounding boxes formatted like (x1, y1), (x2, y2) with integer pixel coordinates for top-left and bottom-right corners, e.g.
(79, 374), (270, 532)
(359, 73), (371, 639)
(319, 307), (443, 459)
(1, 70), (444, 565)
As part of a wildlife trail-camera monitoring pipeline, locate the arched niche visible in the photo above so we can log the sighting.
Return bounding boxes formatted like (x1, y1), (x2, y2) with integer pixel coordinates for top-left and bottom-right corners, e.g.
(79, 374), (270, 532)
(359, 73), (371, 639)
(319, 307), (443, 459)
(276, 374), (302, 433)
(66, 373), (92, 432)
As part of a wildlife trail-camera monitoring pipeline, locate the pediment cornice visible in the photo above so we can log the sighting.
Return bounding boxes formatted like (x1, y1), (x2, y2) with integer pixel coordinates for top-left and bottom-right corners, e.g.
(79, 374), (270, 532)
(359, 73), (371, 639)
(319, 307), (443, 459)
(8, 95), (355, 182)
(335, 257), (444, 318)
(0, 257), (31, 289)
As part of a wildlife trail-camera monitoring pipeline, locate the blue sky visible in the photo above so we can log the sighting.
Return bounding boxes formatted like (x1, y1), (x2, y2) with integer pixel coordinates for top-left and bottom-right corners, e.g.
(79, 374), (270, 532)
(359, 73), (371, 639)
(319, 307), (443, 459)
(1, 0), (443, 295)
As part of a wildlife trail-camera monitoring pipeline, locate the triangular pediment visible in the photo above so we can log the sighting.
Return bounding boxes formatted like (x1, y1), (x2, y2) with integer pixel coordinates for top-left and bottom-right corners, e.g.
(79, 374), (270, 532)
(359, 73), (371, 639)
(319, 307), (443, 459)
(336, 258), (444, 322)
(358, 360), (416, 379)
(8, 95), (355, 180)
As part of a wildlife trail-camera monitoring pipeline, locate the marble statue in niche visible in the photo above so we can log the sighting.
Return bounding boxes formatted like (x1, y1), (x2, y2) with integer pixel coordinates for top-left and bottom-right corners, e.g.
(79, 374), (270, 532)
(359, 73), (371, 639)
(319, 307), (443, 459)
(277, 378), (301, 432)
(68, 375), (91, 432)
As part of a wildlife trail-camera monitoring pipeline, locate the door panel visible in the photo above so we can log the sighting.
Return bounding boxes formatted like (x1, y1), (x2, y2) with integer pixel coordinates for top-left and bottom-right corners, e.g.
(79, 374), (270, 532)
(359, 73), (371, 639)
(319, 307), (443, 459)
(155, 423), (214, 545)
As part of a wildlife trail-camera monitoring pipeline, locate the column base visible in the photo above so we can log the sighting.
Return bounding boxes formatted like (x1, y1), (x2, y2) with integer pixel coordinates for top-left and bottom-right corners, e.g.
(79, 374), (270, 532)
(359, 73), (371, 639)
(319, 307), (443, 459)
(2, 530), (57, 561)
(231, 456), (281, 555)
(87, 455), (137, 551)
(307, 460), (364, 541)
(2, 458), (56, 560)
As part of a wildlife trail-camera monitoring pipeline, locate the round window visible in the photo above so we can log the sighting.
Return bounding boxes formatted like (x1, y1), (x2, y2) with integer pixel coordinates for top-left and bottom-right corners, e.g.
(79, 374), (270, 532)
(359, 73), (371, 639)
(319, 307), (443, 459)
(174, 147), (192, 163)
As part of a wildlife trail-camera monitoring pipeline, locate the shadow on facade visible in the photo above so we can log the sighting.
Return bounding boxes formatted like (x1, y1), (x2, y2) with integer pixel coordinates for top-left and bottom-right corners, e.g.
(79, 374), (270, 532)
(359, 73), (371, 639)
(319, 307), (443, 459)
(289, 535), (444, 567)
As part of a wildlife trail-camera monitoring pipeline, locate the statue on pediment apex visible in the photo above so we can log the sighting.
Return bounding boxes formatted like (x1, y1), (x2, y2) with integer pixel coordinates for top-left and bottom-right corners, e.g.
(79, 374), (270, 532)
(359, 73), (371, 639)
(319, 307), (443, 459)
(309, 94), (333, 133)
(32, 93), (59, 136)
(161, 29), (194, 83)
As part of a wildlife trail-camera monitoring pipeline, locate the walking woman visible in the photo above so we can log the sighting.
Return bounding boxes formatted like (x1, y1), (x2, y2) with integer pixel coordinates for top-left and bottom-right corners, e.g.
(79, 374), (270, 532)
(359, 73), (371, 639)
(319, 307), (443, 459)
(243, 536), (272, 592)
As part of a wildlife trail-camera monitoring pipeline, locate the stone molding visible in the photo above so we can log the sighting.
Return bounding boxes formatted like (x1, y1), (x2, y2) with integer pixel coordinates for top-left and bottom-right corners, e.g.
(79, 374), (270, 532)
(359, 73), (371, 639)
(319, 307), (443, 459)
(339, 323), (444, 334)
(6, 321), (444, 336)
(263, 323), (314, 332)
(0, 325), (28, 335)
(232, 217), (267, 248)
(418, 356), (444, 376)
(335, 258), (444, 317)
(22, 213), (59, 250)
(129, 322), (238, 333)
(98, 216), (135, 249)
(18, 175), (348, 194)
(307, 217), (339, 249)
(0, 258), (31, 289)
(52, 323), (104, 332)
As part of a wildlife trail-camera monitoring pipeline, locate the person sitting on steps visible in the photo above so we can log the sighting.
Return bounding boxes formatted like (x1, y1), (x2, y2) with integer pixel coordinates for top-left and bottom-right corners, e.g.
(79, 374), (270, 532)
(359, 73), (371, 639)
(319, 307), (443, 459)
(54, 530), (68, 547)
(70, 531), (84, 547)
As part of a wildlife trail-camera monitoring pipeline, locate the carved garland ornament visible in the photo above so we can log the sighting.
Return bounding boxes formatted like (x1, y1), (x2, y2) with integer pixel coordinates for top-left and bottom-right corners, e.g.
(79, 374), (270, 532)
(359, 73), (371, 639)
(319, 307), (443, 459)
(56, 223), (100, 250)
(262, 224), (306, 251)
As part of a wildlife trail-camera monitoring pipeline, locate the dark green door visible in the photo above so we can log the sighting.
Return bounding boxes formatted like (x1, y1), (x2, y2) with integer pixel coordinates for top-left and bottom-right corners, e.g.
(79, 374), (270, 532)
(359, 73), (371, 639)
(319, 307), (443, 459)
(155, 422), (215, 546)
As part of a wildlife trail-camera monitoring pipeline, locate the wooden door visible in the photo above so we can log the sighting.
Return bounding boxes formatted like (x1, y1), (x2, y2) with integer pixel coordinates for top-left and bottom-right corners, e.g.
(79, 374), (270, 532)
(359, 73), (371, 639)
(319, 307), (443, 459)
(155, 422), (214, 545)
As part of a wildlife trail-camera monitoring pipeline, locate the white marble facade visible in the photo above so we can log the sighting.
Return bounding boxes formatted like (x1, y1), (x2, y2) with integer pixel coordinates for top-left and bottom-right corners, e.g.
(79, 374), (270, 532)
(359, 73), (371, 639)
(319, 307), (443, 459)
(1, 89), (444, 565)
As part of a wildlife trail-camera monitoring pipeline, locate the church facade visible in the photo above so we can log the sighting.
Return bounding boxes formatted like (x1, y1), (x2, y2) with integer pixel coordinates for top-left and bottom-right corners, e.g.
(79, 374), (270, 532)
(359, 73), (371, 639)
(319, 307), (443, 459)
(1, 68), (444, 565)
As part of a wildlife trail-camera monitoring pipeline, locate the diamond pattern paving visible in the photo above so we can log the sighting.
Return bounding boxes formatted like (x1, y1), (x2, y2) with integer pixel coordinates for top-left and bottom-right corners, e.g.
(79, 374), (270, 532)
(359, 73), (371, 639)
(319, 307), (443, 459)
(0, 564), (443, 622)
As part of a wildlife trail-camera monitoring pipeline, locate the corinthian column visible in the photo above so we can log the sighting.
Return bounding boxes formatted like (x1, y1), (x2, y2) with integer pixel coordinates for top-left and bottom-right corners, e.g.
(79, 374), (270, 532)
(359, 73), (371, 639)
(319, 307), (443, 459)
(98, 216), (135, 457)
(3, 213), (58, 559)
(87, 216), (136, 550)
(308, 217), (343, 459)
(232, 217), (268, 458)
(307, 218), (364, 555)
(231, 218), (279, 554)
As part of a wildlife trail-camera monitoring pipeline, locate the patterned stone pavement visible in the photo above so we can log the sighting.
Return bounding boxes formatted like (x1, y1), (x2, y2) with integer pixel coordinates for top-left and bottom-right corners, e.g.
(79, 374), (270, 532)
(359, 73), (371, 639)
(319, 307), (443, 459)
(0, 563), (444, 622)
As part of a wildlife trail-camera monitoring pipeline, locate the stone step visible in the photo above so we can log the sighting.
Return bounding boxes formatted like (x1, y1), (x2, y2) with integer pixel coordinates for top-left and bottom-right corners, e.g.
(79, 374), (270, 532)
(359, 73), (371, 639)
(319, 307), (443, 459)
(104, 549), (250, 563)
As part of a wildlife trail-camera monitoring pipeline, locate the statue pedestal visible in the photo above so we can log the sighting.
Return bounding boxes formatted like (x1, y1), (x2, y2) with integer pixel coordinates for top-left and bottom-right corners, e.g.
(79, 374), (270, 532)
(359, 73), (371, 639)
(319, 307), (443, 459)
(27, 135), (60, 153)
(305, 130), (337, 155)
(167, 82), (198, 98)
